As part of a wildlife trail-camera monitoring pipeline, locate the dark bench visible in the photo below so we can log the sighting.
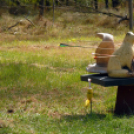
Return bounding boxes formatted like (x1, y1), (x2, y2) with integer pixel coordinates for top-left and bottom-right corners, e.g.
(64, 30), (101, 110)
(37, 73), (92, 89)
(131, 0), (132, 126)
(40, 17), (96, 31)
(81, 73), (134, 115)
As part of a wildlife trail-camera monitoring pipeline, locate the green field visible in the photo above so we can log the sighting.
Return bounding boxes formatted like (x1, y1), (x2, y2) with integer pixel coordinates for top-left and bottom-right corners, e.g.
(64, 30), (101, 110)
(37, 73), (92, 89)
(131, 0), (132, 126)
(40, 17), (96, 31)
(0, 37), (134, 134)
(0, 7), (133, 133)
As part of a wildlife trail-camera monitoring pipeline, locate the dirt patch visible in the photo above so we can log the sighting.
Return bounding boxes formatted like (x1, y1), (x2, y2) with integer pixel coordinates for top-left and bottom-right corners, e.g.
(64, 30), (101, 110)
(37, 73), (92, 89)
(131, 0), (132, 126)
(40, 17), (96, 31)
(0, 120), (7, 128)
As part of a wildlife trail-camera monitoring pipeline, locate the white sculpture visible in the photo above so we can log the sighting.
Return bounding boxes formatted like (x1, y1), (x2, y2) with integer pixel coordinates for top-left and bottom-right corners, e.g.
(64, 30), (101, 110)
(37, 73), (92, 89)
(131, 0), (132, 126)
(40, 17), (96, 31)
(87, 33), (114, 73)
(107, 32), (134, 78)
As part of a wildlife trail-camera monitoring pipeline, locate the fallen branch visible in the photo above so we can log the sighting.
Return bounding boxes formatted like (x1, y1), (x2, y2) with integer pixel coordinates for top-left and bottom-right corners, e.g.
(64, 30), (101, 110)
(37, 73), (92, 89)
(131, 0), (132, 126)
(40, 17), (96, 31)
(95, 11), (128, 21)
(78, 5), (129, 23)
(1, 20), (24, 32)
(1, 17), (36, 33)
(118, 14), (128, 23)
(25, 17), (36, 27)
(92, 11), (129, 23)
(8, 21), (20, 30)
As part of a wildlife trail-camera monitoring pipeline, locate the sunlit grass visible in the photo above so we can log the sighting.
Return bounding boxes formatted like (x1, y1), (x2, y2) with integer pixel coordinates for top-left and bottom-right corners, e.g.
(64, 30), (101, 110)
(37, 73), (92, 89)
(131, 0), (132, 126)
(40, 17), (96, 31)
(0, 37), (133, 133)
(0, 9), (133, 133)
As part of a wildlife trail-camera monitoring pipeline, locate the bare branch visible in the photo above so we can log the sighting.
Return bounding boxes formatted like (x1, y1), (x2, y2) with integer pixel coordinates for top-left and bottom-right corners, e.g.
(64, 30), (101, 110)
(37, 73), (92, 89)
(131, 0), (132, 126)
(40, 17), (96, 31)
(25, 17), (36, 27)
(8, 21), (20, 30)
(77, 5), (129, 22)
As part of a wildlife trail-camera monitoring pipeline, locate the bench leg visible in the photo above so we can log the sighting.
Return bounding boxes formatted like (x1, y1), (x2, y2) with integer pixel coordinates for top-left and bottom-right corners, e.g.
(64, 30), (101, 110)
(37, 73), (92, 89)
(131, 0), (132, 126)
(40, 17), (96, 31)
(114, 85), (134, 115)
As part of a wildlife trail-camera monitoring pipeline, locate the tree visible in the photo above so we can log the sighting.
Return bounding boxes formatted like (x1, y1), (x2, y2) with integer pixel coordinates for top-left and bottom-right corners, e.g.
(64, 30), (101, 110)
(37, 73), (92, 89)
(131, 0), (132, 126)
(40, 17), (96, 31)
(94, 0), (98, 10)
(46, 0), (50, 6)
(105, 0), (108, 9)
(11, 0), (20, 6)
(9, 0), (28, 15)
(39, 0), (44, 19)
(55, 0), (59, 6)
(66, 0), (69, 6)
(112, 0), (120, 8)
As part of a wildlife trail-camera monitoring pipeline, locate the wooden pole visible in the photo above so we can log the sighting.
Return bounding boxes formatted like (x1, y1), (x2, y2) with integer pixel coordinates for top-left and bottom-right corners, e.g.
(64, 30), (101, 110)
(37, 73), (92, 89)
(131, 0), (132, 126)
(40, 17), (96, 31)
(129, 0), (133, 30)
(90, 100), (92, 114)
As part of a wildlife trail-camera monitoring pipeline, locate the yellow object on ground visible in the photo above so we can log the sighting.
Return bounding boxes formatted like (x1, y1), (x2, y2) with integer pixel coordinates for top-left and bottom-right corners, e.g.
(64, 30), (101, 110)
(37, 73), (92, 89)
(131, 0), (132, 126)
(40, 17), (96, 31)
(85, 79), (93, 110)
(85, 89), (93, 108)
(87, 89), (93, 100)
(85, 99), (90, 107)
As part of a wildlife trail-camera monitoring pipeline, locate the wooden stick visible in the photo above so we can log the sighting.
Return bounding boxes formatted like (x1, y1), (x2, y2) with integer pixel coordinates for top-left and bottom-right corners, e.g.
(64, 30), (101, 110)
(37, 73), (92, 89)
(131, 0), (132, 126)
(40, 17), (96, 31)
(90, 100), (92, 114)
(92, 53), (116, 57)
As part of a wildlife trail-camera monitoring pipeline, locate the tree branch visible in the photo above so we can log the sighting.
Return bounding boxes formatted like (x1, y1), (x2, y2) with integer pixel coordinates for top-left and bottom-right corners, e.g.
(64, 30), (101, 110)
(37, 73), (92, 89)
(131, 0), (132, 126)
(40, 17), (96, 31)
(8, 21), (20, 30)
(78, 5), (129, 22)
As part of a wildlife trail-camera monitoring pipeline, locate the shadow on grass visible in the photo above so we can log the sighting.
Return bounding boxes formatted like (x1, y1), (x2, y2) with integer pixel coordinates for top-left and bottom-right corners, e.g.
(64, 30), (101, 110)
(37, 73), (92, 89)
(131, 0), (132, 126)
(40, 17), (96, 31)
(61, 107), (130, 122)
(61, 111), (132, 122)
(61, 113), (106, 122)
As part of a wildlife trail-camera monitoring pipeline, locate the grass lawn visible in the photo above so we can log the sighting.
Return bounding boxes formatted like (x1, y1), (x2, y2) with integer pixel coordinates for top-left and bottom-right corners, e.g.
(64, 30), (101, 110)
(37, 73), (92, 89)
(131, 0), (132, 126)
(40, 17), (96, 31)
(0, 37), (134, 134)
(0, 8), (133, 133)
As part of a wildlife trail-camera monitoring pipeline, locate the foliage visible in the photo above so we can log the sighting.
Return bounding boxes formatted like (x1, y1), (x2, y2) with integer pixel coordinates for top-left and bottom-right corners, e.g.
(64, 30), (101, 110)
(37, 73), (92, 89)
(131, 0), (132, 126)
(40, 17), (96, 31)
(0, 0), (123, 7)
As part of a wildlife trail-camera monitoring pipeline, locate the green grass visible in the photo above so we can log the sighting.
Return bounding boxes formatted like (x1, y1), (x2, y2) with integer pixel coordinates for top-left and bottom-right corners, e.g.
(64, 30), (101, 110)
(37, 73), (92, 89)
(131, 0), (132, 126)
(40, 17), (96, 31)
(0, 38), (133, 134)
(0, 9), (133, 133)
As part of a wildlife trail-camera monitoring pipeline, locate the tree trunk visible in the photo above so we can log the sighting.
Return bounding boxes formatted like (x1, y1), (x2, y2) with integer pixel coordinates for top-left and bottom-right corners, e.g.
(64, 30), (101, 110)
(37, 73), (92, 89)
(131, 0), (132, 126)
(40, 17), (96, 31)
(55, 0), (59, 6)
(112, 0), (120, 8)
(39, 0), (44, 19)
(74, 0), (77, 6)
(94, 0), (98, 10)
(66, 0), (69, 6)
(10, 0), (20, 6)
(105, 0), (108, 9)
(46, 0), (50, 6)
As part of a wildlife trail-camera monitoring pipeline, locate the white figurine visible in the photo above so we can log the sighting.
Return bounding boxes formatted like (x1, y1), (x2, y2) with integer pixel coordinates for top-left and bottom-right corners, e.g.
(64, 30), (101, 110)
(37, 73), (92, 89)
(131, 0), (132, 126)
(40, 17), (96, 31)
(107, 32), (134, 78)
(87, 33), (114, 73)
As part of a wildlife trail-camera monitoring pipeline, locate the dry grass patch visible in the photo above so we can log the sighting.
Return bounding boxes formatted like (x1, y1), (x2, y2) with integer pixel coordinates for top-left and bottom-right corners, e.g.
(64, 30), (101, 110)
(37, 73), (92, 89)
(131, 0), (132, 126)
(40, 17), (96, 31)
(0, 9), (129, 42)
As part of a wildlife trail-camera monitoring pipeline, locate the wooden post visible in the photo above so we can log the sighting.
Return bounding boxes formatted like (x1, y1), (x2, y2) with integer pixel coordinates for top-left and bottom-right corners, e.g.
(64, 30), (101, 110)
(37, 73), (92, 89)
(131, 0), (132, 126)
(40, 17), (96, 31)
(128, 0), (133, 30)
(114, 86), (134, 115)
